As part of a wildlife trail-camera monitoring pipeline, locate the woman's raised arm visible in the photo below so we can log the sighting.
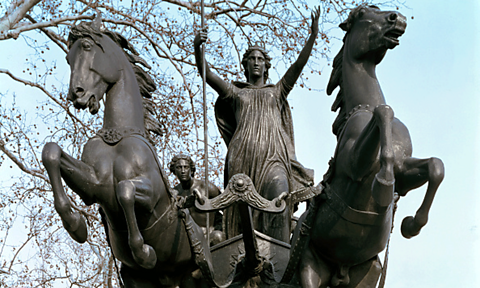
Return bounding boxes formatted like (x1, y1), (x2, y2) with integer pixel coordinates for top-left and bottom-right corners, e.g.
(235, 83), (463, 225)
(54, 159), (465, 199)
(282, 7), (321, 88)
(194, 30), (231, 95)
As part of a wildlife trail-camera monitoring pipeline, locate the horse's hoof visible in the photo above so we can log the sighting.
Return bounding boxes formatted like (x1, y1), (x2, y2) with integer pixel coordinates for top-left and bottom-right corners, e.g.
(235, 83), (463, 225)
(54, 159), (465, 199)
(63, 212), (88, 243)
(134, 244), (157, 269)
(401, 216), (420, 239)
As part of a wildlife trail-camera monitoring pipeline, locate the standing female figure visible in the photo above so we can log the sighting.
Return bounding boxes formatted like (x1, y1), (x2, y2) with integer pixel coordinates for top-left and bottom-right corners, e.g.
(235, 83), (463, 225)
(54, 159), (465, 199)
(194, 8), (320, 242)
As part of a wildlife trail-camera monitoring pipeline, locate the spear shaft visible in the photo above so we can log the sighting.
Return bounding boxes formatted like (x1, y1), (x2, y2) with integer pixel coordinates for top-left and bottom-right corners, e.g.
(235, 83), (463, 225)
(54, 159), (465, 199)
(201, 0), (210, 245)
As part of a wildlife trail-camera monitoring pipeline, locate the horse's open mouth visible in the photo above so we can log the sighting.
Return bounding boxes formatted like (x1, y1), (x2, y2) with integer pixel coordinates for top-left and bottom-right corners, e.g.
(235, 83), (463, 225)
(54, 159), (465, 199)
(87, 96), (100, 114)
(73, 95), (100, 114)
(384, 29), (404, 45)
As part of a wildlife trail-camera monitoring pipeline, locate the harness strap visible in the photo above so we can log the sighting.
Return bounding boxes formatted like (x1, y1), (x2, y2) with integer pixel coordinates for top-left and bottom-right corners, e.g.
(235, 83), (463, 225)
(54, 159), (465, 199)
(290, 185), (322, 204)
(142, 201), (177, 233)
(324, 184), (392, 226)
(96, 127), (146, 145)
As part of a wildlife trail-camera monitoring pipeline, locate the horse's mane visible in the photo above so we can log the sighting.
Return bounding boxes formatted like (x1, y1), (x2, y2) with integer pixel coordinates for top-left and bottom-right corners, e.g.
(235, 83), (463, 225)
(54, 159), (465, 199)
(68, 22), (164, 138)
(326, 4), (378, 137)
(326, 45), (345, 137)
(323, 4), (379, 183)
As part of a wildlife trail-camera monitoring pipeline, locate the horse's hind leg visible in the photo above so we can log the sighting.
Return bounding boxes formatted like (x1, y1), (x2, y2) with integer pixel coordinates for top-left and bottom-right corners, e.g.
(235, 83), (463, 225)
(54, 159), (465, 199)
(395, 157), (444, 238)
(340, 257), (382, 288)
(116, 177), (157, 269)
(298, 246), (331, 288)
(42, 142), (96, 243)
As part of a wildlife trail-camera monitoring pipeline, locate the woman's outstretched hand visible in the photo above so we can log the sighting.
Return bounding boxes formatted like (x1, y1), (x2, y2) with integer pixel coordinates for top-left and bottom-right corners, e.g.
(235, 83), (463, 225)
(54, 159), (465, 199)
(311, 6), (321, 36)
(194, 29), (208, 48)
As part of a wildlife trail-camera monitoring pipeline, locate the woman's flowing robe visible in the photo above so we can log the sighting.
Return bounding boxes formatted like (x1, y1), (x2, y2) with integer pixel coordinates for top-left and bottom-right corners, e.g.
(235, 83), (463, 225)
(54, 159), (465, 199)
(215, 79), (314, 240)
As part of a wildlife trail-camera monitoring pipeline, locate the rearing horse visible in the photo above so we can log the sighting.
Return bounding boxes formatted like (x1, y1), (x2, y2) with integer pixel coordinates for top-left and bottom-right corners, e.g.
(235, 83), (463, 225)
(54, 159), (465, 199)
(42, 19), (202, 287)
(294, 5), (444, 288)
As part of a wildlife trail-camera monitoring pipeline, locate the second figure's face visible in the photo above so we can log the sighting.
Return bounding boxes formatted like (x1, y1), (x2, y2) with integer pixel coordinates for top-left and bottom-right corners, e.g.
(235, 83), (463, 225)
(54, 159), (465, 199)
(246, 50), (265, 81)
(174, 159), (192, 182)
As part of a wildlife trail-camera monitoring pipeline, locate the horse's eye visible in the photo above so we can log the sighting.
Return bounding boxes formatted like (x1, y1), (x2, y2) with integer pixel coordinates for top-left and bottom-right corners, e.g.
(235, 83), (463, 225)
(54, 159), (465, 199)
(82, 40), (93, 51)
(358, 9), (365, 18)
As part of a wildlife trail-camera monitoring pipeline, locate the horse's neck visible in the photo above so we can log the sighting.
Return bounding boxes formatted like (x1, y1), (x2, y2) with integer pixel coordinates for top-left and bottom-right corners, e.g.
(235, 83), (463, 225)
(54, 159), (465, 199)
(342, 45), (386, 112)
(103, 72), (145, 131)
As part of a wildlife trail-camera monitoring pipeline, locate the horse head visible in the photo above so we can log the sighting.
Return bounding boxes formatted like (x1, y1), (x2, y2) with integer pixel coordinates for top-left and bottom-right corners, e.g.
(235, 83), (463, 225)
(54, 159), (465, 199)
(341, 5), (406, 64)
(66, 19), (125, 115)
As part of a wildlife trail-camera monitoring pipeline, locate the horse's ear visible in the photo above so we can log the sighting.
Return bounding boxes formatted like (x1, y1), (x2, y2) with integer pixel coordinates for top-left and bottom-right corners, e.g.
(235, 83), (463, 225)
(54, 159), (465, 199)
(93, 13), (102, 31)
(339, 20), (348, 31)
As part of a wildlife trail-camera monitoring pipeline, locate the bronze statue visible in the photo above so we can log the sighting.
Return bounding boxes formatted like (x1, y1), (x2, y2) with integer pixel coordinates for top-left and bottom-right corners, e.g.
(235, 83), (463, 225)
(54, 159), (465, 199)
(287, 5), (444, 288)
(194, 8), (320, 243)
(169, 154), (225, 244)
(42, 18), (208, 287)
(40, 5), (445, 288)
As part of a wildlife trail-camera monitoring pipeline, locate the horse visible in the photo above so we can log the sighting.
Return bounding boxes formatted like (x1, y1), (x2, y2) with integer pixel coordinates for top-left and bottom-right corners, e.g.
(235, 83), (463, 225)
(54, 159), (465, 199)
(292, 5), (444, 288)
(41, 18), (205, 287)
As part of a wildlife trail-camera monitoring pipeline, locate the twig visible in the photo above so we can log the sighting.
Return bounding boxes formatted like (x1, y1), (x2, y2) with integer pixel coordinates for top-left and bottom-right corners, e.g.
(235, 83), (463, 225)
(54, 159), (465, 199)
(0, 68), (93, 132)
(0, 15), (94, 40)
(0, 138), (48, 181)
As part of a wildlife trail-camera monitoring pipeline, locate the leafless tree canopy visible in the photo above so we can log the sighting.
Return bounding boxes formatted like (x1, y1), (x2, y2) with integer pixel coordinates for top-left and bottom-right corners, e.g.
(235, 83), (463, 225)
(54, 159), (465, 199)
(0, 0), (405, 286)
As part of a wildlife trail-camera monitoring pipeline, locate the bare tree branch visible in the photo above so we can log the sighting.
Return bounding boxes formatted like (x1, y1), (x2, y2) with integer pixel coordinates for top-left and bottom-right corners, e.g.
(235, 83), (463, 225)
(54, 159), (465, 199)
(7, 231), (35, 273)
(0, 68), (93, 132)
(0, 138), (47, 181)
(0, 14), (94, 40)
(24, 14), (68, 53)
(0, 0), (42, 38)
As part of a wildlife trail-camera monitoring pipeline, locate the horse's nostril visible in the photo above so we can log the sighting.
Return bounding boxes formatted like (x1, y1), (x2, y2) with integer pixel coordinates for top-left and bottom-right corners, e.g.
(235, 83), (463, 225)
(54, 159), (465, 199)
(75, 87), (85, 94)
(389, 13), (397, 21)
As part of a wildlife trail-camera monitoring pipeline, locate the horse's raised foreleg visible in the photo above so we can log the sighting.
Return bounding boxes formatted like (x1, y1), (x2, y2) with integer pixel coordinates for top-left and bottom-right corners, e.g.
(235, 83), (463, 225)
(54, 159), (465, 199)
(42, 142), (97, 243)
(395, 157), (444, 238)
(370, 105), (395, 207)
(347, 105), (395, 206)
(116, 177), (157, 269)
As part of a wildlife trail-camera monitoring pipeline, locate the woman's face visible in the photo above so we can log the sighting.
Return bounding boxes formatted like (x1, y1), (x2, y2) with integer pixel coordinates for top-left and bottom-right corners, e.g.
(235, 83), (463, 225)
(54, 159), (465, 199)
(246, 50), (265, 81)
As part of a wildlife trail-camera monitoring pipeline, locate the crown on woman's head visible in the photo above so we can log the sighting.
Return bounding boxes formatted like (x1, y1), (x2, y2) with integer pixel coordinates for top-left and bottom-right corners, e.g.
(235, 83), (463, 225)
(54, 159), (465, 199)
(249, 41), (266, 51)
(244, 41), (271, 62)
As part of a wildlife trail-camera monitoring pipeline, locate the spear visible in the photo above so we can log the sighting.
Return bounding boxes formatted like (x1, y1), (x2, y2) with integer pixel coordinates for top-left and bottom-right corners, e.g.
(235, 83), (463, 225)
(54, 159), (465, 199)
(201, 0), (210, 245)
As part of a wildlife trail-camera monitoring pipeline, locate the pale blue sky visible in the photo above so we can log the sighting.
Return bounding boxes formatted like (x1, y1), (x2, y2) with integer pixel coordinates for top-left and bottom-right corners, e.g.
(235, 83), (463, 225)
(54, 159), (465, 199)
(0, 0), (479, 287)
